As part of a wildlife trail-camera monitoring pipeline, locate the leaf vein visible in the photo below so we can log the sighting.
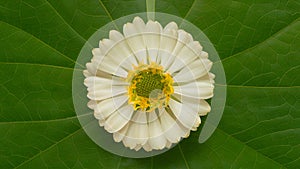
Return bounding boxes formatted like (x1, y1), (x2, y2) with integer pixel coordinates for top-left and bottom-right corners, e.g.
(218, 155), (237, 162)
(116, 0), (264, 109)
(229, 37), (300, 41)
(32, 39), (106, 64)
(217, 17), (300, 63)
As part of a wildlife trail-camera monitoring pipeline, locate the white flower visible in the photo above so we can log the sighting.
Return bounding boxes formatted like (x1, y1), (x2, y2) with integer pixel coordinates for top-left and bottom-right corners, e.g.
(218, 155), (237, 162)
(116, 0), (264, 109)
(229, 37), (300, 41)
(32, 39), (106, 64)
(84, 16), (214, 152)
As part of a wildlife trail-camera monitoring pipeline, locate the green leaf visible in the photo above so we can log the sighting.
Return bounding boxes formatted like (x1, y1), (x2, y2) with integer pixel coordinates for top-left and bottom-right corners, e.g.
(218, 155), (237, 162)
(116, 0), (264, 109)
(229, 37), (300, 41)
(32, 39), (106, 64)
(0, 0), (299, 168)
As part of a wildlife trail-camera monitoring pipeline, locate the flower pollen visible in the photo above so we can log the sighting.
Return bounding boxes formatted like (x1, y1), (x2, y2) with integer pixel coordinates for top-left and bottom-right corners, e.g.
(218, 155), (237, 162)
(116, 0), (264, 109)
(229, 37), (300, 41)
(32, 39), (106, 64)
(127, 62), (174, 112)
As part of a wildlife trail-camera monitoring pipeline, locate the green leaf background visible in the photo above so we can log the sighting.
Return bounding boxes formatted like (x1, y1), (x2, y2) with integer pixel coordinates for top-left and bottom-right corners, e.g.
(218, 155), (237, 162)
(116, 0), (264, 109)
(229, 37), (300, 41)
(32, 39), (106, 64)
(0, 0), (299, 168)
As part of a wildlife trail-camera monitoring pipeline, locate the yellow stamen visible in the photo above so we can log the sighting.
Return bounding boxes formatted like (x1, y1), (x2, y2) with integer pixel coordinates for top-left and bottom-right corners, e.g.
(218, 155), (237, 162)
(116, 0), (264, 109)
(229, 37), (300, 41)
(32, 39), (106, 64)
(126, 62), (174, 112)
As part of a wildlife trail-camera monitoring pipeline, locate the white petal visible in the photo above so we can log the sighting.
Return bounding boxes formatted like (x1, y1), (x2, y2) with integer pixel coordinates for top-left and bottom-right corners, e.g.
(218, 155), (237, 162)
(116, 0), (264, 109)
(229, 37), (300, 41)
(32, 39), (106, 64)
(94, 95), (128, 120)
(132, 17), (146, 32)
(123, 23), (138, 36)
(200, 51), (208, 58)
(168, 41), (201, 74)
(86, 80), (127, 101)
(99, 39), (115, 55)
(160, 108), (189, 143)
(91, 53), (104, 65)
(122, 111), (148, 148)
(147, 109), (164, 123)
(192, 116), (201, 130)
(182, 96), (211, 116)
(198, 100), (211, 116)
(87, 100), (97, 109)
(122, 135), (136, 149)
(85, 76), (128, 87)
(105, 44), (138, 71)
(92, 48), (102, 58)
(188, 41), (203, 56)
(87, 57), (119, 78)
(168, 99), (199, 130)
(86, 62), (97, 76)
(158, 29), (177, 68)
(144, 20), (162, 62)
(164, 22), (178, 31)
(209, 72), (216, 80)
(106, 32), (138, 70)
(104, 105), (134, 133)
(85, 63), (113, 78)
(131, 111), (148, 137)
(173, 80), (214, 100)
(162, 30), (193, 70)
(99, 119), (105, 126)
(109, 30), (124, 42)
(173, 58), (212, 83)
(172, 30), (193, 57)
(90, 52), (128, 78)
(173, 94), (211, 116)
(142, 142), (152, 152)
(166, 140), (172, 148)
(118, 54), (138, 71)
(134, 144), (143, 151)
(148, 112), (167, 149)
(113, 123), (129, 142)
(123, 23), (147, 63)
(83, 70), (92, 77)
(97, 56), (128, 77)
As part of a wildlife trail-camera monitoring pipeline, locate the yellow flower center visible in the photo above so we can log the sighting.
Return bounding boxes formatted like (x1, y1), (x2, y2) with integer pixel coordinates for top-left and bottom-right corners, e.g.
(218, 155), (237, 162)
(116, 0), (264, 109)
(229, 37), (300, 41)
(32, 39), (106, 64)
(127, 62), (174, 112)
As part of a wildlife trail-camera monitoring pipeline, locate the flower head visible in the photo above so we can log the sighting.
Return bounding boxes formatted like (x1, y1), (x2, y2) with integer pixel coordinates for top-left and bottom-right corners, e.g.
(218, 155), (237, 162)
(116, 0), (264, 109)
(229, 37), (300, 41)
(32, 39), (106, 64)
(84, 16), (214, 151)
(126, 62), (174, 112)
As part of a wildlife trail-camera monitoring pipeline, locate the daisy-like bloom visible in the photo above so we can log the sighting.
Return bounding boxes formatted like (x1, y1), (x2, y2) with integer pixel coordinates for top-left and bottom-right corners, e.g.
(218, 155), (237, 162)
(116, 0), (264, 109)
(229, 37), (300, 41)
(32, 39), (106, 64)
(84, 17), (214, 152)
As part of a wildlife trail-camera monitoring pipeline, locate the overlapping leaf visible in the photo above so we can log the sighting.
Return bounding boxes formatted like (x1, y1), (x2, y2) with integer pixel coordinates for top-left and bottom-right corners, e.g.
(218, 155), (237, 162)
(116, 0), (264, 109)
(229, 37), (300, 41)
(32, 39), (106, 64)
(0, 0), (299, 168)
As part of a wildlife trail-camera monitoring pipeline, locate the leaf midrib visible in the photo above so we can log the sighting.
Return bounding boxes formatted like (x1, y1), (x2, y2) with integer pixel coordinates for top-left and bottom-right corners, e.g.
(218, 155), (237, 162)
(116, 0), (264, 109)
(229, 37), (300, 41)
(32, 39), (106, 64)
(1, 1), (298, 168)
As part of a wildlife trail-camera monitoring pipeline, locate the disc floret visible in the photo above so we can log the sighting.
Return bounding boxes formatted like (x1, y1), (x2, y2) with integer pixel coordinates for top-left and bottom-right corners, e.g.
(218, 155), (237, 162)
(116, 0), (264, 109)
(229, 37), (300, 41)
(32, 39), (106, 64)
(127, 62), (174, 112)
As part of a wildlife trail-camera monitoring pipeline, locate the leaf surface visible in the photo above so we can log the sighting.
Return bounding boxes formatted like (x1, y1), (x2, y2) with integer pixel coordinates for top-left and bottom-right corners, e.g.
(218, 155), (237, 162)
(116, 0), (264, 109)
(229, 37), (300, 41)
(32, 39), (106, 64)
(0, 0), (299, 168)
